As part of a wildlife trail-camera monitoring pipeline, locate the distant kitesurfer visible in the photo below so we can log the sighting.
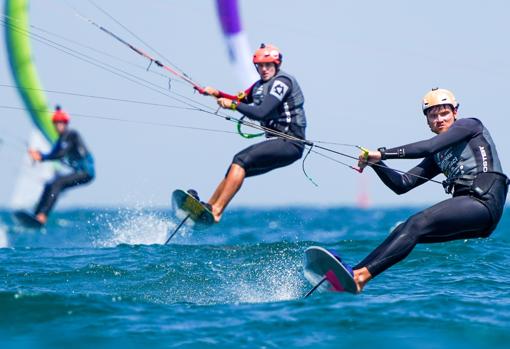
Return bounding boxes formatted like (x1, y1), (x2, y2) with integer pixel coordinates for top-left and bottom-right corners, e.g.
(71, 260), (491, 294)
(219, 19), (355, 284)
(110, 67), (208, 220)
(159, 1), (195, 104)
(353, 88), (508, 292)
(28, 106), (95, 225)
(198, 43), (307, 222)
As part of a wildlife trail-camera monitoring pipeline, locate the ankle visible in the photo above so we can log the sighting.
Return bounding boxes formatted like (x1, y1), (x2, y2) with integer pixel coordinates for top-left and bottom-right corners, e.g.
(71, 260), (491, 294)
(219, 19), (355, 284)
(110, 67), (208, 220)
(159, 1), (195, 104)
(36, 213), (47, 224)
(353, 268), (372, 293)
(211, 205), (222, 223)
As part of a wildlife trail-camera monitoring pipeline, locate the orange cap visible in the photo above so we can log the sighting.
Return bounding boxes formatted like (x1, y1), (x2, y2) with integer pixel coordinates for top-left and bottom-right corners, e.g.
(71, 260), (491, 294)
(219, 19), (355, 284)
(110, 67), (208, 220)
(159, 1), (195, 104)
(253, 43), (282, 65)
(52, 105), (70, 123)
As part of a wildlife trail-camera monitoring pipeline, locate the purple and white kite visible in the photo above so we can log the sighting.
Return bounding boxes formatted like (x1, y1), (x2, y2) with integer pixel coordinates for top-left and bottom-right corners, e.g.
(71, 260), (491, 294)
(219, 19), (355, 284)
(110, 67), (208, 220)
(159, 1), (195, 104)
(215, 0), (258, 87)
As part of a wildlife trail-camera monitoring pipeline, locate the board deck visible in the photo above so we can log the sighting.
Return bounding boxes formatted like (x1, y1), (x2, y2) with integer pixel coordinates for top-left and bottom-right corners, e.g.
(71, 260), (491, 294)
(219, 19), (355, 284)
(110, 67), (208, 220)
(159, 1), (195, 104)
(304, 246), (358, 294)
(171, 189), (214, 230)
(13, 210), (44, 229)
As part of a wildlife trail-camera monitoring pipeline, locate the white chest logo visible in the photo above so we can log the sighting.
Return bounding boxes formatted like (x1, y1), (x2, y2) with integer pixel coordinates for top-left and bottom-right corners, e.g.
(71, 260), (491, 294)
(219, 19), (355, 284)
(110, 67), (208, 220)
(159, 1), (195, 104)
(270, 80), (289, 101)
(479, 146), (488, 172)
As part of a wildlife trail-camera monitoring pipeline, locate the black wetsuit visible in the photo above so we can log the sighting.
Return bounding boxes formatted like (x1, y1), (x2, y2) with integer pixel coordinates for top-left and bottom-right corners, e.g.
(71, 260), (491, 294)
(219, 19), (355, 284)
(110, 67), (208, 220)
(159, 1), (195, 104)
(356, 118), (508, 277)
(34, 129), (95, 216)
(232, 70), (307, 177)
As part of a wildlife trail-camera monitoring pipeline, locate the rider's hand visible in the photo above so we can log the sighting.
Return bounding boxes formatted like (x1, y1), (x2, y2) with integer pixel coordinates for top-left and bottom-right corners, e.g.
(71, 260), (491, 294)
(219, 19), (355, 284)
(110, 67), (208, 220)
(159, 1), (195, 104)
(358, 150), (381, 169)
(217, 98), (233, 109)
(28, 148), (42, 162)
(203, 86), (220, 97)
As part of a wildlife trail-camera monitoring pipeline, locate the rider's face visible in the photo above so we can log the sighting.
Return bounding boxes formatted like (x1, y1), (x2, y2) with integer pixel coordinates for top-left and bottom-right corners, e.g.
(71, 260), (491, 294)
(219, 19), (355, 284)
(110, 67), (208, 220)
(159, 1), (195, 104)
(256, 62), (277, 81)
(53, 121), (68, 135)
(426, 105), (457, 134)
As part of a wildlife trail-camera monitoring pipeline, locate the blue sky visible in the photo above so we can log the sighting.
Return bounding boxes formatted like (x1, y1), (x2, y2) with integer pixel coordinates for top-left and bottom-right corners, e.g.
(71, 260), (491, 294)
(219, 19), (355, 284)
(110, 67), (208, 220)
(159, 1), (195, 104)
(1, 0), (509, 208)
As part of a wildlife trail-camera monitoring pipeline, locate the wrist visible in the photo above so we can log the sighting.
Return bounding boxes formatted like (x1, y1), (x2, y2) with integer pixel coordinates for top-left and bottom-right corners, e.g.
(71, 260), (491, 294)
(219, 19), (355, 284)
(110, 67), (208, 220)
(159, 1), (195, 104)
(377, 147), (386, 160)
(230, 99), (238, 110)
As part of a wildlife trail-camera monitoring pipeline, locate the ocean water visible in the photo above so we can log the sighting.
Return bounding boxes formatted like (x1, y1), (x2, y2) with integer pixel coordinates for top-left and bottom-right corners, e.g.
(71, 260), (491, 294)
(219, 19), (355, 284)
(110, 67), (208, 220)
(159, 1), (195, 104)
(0, 206), (509, 349)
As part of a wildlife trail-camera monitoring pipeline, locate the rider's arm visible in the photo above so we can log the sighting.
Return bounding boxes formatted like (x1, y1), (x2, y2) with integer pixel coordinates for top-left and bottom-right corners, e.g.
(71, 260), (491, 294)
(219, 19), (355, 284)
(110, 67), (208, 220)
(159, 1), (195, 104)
(236, 77), (291, 121)
(41, 132), (74, 160)
(381, 118), (482, 159)
(372, 156), (442, 194)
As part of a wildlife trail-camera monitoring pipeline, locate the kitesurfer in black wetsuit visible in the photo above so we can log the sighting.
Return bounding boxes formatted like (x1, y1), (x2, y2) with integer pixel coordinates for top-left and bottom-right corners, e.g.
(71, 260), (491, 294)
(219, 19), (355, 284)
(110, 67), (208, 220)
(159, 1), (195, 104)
(28, 106), (95, 225)
(354, 88), (508, 292)
(200, 44), (307, 222)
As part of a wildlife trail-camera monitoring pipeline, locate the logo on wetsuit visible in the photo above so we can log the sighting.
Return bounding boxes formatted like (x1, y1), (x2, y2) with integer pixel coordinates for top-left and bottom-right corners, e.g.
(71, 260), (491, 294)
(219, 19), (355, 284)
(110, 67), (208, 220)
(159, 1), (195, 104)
(438, 151), (460, 178)
(479, 146), (488, 172)
(270, 80), (289, 101)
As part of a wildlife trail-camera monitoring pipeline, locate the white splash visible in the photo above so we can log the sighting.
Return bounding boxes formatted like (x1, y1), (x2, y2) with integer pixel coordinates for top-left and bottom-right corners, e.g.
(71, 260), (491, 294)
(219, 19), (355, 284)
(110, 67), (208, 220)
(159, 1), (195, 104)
(234, 258), (303, 304)
(94, 209), (184, 247)
(0, 224), (9, 248)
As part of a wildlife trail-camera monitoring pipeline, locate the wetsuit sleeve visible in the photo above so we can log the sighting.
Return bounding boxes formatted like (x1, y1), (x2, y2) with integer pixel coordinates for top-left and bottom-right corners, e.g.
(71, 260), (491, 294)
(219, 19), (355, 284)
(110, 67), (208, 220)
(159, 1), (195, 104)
(382, 118), (481, 159)
(41, 132), (75, 161)
(372, 156), (442, 194)
(235, 77), (292, 121)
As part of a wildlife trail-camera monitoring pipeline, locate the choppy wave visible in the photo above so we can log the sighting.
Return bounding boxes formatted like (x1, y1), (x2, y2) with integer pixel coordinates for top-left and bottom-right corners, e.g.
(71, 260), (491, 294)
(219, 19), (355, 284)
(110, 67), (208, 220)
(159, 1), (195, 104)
(1, 207), (509, 348)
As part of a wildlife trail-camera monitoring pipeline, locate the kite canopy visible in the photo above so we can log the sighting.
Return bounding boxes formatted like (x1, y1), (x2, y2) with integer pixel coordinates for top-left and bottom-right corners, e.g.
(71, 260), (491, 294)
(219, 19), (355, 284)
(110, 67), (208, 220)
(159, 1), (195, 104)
(5, 0), (57, 143)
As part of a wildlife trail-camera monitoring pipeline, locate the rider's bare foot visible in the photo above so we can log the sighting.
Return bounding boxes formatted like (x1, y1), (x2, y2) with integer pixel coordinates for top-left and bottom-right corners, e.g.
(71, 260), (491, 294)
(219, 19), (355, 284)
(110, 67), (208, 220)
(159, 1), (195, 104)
(211, 205), (222, 223)
(353, 267), (372, 293)
(35, 213), (47, 225)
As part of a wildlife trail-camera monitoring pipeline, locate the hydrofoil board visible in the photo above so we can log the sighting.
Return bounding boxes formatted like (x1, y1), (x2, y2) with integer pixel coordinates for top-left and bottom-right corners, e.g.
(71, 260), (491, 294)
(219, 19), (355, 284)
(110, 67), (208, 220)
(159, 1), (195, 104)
(304, 246), (358, 294)
(171, 189), (214, 230)
(13, 210), (44, 229)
